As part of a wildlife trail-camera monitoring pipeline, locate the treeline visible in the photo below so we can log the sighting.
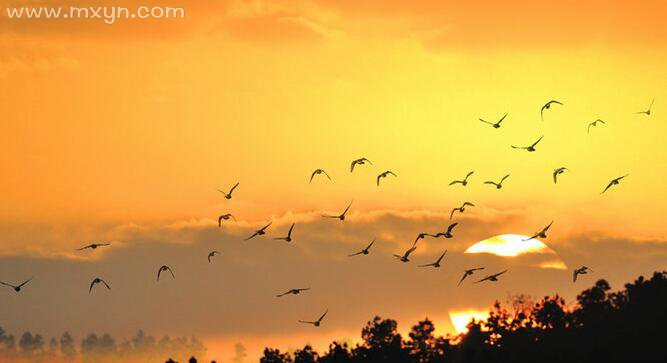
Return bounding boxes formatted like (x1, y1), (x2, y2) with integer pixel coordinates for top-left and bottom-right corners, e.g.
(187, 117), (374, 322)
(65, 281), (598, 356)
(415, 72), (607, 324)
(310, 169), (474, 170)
(0, 328), (205, 362)
(260, 271), (667, 363)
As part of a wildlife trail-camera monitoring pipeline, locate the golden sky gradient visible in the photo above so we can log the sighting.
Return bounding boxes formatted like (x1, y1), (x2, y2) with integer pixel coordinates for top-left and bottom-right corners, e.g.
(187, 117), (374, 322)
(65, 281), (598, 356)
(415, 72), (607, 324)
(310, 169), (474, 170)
(1, 0), (667, 361)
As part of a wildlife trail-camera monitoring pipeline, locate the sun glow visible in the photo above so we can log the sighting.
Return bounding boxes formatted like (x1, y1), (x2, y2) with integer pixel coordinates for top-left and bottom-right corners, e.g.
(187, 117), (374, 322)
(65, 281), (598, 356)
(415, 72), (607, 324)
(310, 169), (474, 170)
(465, 234), (549, 257)
(449, 309), (489, 334)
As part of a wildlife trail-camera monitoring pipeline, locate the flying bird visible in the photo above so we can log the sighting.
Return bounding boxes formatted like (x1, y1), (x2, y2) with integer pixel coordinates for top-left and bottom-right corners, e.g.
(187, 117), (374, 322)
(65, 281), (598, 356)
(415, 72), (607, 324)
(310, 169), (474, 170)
(475, 270), (508, 283)
(217, 214), (236, 227)
(299, 309), (328, 327)
(587, 119), (606, 133)
(89, 278), (110, 294)
(310, 169), (332, 183)
(273, 223), (295, 242)
(207, 251), (220, 263)
(484, 174), (510, 189)
(245, 222), (272, 240)
(479, 113), (508, 129)
(449, 171), (474, 186)
(419, 250), (447, 268)
(512, 136), (544, 152)
(394, 245), (417, 262)
(0, 277), (33, 293)
(458, 268), (484, 286)
(635, 99), (654, 116)
(350, 158), (372, 172)
(541, 100), (563, 121)
(414, 232), (436, 244)
(450, 202), (475, 220)
(77, 243), (110, 251)
(322, 201), (352, 221)
(523, 221), (554, 241)
(217, 182), (239, 199)
(276, 288), (311, 297)
(573, 266), (593, 282)
(377, 170), (397, 186)
(601, 174), (629, 194)
(553, 167), (568, 184)
(157, 265), (175, 281)
(434, 222), (458, 239)
(348, 238), (376, 257)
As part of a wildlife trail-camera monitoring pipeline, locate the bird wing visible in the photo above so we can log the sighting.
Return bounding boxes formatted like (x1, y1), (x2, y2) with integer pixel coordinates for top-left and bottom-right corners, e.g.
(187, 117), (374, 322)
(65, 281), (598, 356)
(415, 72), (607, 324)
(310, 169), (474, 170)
(497, 113), (508, 124)
(463, 202), (475, 207)
(376, 174), (381, 186)
(511, 145), (525, 149)
(364, 158), (373, 165)
(366, 239), (376, 250)
(551, 100), (563, 105)
(0, 281), (14, 288)
(341, 201), (352, 215)
(157, 268), (163, 281)
(449, 180), (463, 185)
(478, 118), (494, 125)
(309, 171), (317, 183)
(601, 181), (614, 194)
(405, 245), (417, 257)
(218, 216), (223, 227)
(318, 310), (328, 322)
(89, 280), (96, 293)
(540, 104), (547, 121)
(501, 174), (510, 183)
(615, 174), (629, 182)
(298, 320), (315, 325)
(350, 160), (357, 172)
(573, 270), (578, 282)
(483, 181), (497, 186)
(388, 171), (397, 177)
(553, 170), (559, 184)
(217, 189), (228, 196)
(474, 276), (491, 283)
(208, 253), (213, 263)
(77, 244), (92, 251)
(542, 221), (554, 233)
(322, 170), (332, 180)
(245, 231), (260, 240)
(465, 171), (474, 179)
(167, 267), (175, 278)
(492, 270), (508, 278)
(101, 279), (110, 289)
(436, 250), (447, 263)
(229, 182), (239, 194)
(532, 135), (544, 147)
(446, 222), (458, 234)
(276, 291), (290, 297)
(348, 251), (363, 257)
(287, 223), (295, 237)
(260, 222), (272, 231)
(449, 208), (457, 220)
(18, 277), (32, 288)
(457, 273), (468, 286)
(418, 263), (435, 267)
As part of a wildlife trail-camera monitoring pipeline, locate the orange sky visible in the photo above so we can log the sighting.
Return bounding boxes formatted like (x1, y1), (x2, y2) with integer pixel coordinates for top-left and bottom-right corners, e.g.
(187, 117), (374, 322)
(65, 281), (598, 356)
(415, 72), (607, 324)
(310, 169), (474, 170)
(1, 0), (667, 361)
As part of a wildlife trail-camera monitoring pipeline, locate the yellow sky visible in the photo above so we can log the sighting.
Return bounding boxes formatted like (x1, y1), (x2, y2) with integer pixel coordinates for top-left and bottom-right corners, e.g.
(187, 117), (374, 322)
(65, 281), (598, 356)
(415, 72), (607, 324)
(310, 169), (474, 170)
(1, 0), (667, 361)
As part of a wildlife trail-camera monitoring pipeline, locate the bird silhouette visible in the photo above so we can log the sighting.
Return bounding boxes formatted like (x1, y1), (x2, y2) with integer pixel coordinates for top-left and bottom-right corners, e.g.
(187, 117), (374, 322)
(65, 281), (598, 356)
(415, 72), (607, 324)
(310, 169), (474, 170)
(541, 100), (563, 121)
(587, 119), (606, 133)
(450, 202), (475, 220)
(157, 265), (175, 281)
(273, 223), (295, 242)
(89, 277), (110, 293)
(484, 174), (510, 189)
(418, 250), (447, 268)
(245, 222), (272, 240)
(523, 221), (554, 241)
(276, 288), (310, 297)
(394, 244), (417, 262)
(217, 182), (239, 199)
(449, 171), (474, 186)
(310, 169), (332, 183)
(635, 99), (654, 116)
(414, 232), (436, 244)
(299, 309), (328, 327)
(322, 201), (352, 221)
(573, 266), (593, 282)
(77, 243), (110, 251)
(553, 167), (568, 184)
(475, 270), (508, 283)
(207, 251), (220, 263)
(479, 113), (507, 129)
(348, 238), (376, 257)
(0, 277), (33, 293)
(350, 158), (372, 172)
(434, 222), (458, 239)
(512, 135), (544, 152)
(458, 268), (484, 286)
(217, 214), (236, 227)
(601, 174), (629, 194)
(377, 170), (397, 186)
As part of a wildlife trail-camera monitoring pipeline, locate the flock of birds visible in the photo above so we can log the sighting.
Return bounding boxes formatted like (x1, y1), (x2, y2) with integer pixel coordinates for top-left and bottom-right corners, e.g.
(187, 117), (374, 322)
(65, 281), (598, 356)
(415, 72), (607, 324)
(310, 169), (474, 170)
(1, 98), (655, 328)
